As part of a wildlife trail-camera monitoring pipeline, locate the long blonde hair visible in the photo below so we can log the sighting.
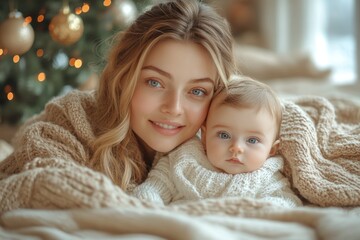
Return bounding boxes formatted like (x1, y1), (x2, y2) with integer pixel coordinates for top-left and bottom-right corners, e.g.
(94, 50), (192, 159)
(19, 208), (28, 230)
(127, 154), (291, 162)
(92, 0), (236, 190)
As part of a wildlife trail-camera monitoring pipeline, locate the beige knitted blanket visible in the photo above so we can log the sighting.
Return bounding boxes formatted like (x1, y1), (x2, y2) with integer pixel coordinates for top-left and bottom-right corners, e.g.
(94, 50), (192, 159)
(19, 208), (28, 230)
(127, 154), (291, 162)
(280, 96), (360, 206)
(1, 93), (360, 239)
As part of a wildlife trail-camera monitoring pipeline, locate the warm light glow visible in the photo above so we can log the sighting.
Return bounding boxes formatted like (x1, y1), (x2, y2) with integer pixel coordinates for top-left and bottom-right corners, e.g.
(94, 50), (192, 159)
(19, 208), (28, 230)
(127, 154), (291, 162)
(13, 55), (20, 63)
(0, 49), (3, 55)
(103, 0), (111, 7)
(82, 3), (90, 13)
(7, 92), (14, 101)
(38, 72), (46, 81)
(74, 59), (83, 68)
(36, 49), (44, 57)
(24, 16), (32, 23)
(37, 14), (44, 22)
(69, 58), (76, 66)
(75, 7), (82, 15)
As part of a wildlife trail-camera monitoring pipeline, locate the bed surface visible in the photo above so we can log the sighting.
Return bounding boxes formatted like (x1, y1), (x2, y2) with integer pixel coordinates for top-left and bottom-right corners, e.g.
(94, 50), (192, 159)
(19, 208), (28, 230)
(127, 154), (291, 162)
(1, 78), (360, 240)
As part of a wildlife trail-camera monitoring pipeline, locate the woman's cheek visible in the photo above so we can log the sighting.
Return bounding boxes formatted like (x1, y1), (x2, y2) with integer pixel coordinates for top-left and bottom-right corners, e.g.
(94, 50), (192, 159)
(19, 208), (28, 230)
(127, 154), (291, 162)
(193, 100), (211, 122)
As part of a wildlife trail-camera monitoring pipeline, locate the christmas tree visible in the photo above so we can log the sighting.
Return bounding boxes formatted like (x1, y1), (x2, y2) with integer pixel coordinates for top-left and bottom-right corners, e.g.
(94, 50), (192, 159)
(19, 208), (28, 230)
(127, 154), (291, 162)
(0, 0), (152, 125)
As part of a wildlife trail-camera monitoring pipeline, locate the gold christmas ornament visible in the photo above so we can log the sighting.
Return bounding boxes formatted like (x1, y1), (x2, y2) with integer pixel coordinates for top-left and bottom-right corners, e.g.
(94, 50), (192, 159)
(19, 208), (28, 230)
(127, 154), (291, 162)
(0, 10), (35, 55)
(49, 5), (84, 45)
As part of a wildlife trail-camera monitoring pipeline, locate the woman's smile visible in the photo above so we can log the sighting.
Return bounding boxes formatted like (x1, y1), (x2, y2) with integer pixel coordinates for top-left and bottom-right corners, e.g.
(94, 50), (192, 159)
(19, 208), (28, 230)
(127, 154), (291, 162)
(150, 120), (184, 136)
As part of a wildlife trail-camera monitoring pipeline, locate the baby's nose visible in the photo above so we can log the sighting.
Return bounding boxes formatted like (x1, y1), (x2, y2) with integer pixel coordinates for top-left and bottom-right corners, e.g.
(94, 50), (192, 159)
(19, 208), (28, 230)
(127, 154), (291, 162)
(229, 143), (244, 155)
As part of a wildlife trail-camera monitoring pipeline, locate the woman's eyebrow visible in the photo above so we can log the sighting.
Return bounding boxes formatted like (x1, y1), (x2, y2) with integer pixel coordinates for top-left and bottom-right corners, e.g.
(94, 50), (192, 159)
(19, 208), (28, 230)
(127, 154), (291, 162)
(142, 66), (171, 78)
(142, 65), (215, 84)
(191, 78), (215, 85)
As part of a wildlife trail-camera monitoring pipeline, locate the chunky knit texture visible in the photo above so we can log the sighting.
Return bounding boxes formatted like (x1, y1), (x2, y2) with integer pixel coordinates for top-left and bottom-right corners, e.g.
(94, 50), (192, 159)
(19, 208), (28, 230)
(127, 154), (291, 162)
(0, 90), (360, 213)
(280, 96), (360, 206)
(132, 137), (302, 207)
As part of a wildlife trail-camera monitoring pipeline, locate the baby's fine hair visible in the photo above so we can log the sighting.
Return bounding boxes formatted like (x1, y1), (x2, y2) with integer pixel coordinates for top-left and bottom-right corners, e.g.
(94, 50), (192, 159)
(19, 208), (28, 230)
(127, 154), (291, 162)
(217, 75), (283, 137)
(92, 0), (236, 189)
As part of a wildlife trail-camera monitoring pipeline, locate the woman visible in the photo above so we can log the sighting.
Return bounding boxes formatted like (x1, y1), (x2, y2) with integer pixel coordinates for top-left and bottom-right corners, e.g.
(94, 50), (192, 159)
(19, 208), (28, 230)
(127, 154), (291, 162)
(0, 0), (236, 211)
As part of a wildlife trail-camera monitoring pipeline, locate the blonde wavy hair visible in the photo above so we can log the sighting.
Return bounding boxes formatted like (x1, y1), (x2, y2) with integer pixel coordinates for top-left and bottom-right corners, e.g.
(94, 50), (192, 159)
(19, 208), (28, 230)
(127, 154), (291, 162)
(92, 0), (236, 190)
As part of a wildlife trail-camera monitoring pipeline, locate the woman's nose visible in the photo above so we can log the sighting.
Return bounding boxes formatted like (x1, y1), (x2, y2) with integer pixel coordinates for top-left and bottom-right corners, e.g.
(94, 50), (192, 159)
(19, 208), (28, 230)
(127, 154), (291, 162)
(161, 92), (184, 116)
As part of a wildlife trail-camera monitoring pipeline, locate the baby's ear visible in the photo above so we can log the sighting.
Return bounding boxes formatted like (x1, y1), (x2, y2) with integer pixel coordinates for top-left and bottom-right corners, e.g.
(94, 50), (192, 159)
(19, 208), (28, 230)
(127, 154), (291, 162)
(200, 125), (207, 149)
(269, 139), (280, 156)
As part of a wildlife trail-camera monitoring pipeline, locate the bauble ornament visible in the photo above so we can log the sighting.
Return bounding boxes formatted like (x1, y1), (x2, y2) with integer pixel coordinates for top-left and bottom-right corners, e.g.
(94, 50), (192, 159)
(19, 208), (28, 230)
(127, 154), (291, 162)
(0, 10), (35, 55)
(49, 5), (84, 45)
(111, 0), (138, 28)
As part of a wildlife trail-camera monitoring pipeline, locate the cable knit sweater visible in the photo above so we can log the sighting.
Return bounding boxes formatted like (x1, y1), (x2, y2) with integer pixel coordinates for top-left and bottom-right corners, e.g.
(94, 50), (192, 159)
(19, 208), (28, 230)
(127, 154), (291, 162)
(132, 137), (302, 207)
(1, 92), (359, 212)
(0, 90), (150, 211)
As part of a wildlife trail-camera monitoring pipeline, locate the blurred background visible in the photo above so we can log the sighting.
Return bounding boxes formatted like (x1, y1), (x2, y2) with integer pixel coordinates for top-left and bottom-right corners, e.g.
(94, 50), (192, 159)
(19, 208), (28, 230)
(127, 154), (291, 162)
(211, 0), (358, 84)
(0, 0), (152, 125)
(0, 0), (359, 140)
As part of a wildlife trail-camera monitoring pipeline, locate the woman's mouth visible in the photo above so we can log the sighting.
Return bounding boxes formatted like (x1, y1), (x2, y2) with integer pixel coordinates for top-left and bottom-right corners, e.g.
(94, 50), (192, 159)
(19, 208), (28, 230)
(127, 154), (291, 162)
(153, 121), (179, 129)
(150, 120), (184, 135)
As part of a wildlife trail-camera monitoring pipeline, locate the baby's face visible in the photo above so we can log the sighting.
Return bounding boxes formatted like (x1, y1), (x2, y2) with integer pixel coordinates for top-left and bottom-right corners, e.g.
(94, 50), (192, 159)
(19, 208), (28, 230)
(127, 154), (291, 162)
(203, 101), (278, 174)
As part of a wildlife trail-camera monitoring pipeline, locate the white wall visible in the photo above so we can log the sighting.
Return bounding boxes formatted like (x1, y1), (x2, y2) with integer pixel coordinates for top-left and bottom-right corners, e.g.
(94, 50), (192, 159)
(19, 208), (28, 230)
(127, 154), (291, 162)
(258, 0), (325, 55)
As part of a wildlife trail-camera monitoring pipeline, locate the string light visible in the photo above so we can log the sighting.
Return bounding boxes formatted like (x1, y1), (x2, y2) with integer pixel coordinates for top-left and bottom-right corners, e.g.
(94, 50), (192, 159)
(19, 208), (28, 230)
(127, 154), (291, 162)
(3, 85), (13, 101)
(75, 7), (82, 15)
(69, 57), (76, 67)
(37, 14), (45, 22)
(24, 16), (32, 27)
(82, 3), (90, 13)
(7, 92), (14, 101)
(38, 8), (46, 22)
(36, 49), (44, 57)
(13, 55), (20, 63)
(103, 0), (111, 7)
(68, 57), (83, 68)
(74, 59), (82, 68)
(0, 49), (3, 56)
(37, 72), (46, 81)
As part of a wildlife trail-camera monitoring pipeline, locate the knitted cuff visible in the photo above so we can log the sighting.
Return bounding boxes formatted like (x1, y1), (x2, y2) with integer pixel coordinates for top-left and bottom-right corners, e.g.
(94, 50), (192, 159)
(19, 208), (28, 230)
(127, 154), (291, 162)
(29, 161), (152, 209)
(132, 186), (165, 206)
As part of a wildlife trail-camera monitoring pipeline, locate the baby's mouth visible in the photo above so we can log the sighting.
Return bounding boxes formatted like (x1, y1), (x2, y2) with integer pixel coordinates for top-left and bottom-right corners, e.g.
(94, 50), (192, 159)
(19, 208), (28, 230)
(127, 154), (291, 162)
(226, 158), (244, 164)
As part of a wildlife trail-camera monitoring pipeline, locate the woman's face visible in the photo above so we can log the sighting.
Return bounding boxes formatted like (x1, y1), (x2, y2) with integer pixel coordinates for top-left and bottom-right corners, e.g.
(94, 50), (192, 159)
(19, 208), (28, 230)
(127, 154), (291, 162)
(131, 39), (217, 153)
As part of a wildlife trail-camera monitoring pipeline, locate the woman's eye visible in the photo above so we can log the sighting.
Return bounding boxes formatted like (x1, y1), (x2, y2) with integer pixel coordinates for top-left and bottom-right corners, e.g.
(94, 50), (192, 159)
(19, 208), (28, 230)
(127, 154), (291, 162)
(247, 138), (259, 144)
(147, 79), (162, 88)
(218, 131), (231, 139)
(191, 88), (206, 96)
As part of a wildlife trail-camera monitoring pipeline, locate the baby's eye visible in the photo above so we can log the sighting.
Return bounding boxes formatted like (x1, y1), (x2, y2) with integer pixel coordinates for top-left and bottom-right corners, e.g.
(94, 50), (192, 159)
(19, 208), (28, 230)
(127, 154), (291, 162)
(191, 88), (206, 96)
(218, 131), (231, 139)
(247, 138), (259, 144)
(148, 79), (162, 88)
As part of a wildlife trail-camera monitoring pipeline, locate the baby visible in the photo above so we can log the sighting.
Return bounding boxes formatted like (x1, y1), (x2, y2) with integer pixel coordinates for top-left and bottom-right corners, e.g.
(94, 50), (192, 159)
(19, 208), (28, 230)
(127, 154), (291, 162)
(132, 76), (302, 207)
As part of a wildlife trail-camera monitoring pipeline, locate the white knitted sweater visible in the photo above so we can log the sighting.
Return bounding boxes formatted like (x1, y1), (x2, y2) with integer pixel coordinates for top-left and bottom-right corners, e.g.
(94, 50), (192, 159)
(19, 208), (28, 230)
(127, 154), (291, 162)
(132, 137), (302, 207)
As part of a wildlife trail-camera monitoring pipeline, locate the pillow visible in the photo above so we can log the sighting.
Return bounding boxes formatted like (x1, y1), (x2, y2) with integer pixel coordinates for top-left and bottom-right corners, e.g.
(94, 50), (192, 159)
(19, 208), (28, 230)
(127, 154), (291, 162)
(235, 44), (332, 80)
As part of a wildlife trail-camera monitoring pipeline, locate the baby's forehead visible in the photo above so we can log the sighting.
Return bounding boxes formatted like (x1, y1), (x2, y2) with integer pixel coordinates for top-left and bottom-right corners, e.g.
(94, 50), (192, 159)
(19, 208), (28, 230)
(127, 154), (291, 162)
(208, 95), (276, 123)
(210, 91), (254, 110)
